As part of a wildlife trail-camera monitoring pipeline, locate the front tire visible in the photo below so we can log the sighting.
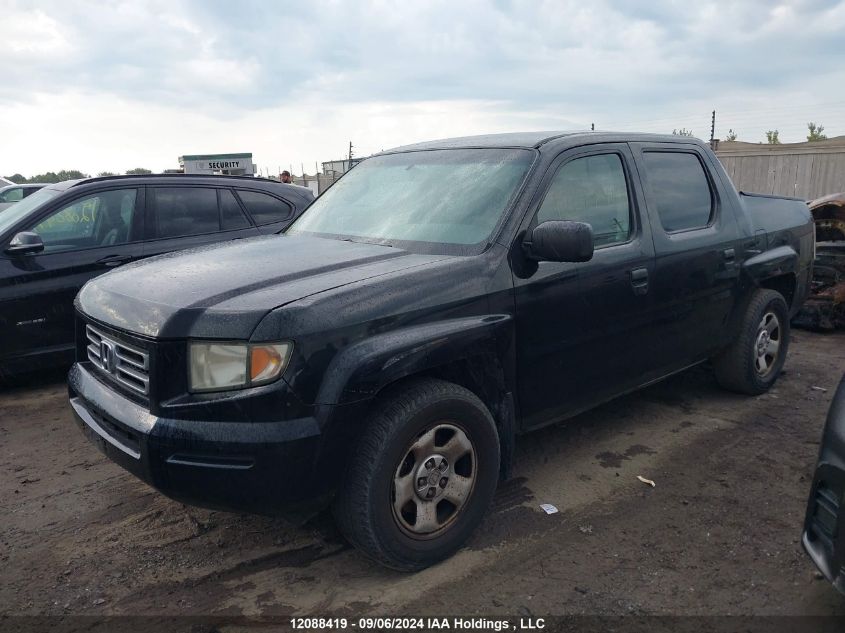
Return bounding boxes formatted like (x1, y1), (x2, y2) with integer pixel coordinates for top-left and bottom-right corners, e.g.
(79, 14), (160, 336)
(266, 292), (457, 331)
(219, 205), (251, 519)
(713, 289), (790, 395)
(333, 378), (500, 571)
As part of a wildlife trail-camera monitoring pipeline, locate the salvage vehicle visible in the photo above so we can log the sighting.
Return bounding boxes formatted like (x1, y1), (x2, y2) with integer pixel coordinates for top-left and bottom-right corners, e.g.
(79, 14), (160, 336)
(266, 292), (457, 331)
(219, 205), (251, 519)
(0, 183), (47, 212)
(792, 192), (845, 331)
(803, 373), (845, 595)
(69, 132), (814, 570)
(0, 174), (313, 376)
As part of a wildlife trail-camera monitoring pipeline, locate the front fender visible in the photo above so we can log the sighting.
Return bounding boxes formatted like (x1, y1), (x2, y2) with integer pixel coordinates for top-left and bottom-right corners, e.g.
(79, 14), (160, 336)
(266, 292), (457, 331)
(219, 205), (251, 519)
(314, 315), (513, 406)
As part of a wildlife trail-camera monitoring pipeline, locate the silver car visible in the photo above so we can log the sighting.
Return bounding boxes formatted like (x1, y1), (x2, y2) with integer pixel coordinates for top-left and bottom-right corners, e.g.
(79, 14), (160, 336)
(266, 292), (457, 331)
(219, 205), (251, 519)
(0, 183), (48, 212)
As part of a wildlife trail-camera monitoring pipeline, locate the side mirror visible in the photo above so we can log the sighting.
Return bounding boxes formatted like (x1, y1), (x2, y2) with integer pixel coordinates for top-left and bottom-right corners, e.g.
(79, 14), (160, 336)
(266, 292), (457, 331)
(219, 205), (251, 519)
(5, 231), (44, 255)
(526, 221), (594, 263)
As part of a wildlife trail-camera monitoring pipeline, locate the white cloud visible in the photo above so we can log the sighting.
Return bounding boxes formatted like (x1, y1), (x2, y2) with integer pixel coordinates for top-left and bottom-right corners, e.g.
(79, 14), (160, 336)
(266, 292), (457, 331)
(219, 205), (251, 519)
(0, 8), (73, 57)
(1, 0), (844, 176)
(0, 92), (583, 176)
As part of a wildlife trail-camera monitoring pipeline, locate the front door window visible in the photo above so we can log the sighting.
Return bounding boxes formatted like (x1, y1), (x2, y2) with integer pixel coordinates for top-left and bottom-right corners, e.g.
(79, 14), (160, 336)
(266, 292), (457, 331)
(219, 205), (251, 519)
(536, 153), (632, 247)
(31, 189), (138, 253)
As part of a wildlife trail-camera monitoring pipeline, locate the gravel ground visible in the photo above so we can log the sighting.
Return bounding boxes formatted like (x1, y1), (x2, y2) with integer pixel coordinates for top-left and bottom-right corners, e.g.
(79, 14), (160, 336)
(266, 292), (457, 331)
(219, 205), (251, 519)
(1, 330), (845, 623)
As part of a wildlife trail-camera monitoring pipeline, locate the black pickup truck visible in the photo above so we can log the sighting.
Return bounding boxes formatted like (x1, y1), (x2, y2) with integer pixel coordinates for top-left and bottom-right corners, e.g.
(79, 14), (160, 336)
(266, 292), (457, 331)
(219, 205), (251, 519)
(68, 132), (814, 570)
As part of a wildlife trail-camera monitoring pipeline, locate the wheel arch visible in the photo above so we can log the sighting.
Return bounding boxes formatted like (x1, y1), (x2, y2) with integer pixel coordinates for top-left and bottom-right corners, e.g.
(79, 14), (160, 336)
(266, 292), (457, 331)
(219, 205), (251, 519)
(741, 245), (799, 310)
(316, 315), (517, 479)
(759, 273), (797, 310)
(378, 358), (517, 480)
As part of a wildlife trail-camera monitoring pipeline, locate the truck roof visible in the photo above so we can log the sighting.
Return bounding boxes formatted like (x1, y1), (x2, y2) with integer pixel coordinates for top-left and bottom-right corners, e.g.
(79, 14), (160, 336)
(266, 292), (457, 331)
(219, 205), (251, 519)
(383, 131), (705, 153)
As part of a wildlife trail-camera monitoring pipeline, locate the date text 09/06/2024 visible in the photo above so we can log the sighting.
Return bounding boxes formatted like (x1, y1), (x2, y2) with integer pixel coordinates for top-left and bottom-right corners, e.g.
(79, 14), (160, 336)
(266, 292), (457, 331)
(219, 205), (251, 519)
(289, 617), (546, 630)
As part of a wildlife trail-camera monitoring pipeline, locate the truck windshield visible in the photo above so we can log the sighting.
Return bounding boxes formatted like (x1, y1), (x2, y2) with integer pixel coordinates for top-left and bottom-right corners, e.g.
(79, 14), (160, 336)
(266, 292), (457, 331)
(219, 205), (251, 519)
(0, 187), (62, 235)
(288, 148), (534, 253)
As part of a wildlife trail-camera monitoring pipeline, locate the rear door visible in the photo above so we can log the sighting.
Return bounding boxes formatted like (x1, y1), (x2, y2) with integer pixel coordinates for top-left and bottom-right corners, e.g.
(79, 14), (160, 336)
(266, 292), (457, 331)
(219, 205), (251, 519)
(0, 187), (144, 364)
(629, 142), (741, 370)
(142, 186), (260, 258)
(234, 188), (297, 234)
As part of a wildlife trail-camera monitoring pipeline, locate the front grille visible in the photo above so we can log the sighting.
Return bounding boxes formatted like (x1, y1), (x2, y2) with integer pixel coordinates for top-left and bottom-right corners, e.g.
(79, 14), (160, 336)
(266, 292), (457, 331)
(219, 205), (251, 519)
(86, 324), (150, 396)
(811, 483), (841, 544)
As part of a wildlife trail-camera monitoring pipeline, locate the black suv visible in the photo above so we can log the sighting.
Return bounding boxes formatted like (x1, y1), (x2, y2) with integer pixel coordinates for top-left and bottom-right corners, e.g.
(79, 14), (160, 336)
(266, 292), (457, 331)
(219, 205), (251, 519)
(0, 174), (313, 376)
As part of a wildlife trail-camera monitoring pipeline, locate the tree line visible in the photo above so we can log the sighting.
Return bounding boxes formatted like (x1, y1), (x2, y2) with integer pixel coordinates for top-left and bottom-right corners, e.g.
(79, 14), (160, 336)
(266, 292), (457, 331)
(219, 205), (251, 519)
(673, 122), (830, 144)
(8, 168), (153, 184)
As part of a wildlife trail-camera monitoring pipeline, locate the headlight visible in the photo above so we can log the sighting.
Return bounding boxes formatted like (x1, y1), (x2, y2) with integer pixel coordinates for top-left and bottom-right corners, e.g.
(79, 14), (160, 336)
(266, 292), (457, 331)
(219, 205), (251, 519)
(189, 341), (292, 392)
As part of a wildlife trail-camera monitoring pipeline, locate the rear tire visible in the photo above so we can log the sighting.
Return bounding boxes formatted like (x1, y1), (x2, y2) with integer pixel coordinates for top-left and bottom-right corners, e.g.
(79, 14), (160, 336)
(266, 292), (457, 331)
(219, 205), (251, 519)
(333, 378), (500, 571)
(713, 289), (790, 395)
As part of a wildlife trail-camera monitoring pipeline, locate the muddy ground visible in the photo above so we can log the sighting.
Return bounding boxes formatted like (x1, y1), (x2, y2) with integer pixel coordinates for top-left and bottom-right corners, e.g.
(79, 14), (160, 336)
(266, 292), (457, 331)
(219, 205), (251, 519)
(2, 330), (845, 621)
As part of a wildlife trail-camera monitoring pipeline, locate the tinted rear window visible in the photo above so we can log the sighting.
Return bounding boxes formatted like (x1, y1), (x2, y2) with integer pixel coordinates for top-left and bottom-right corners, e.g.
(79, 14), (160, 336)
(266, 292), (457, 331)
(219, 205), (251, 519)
(237, 190), (292, 225)
(220, 189), (250, 230)
(153, 187), (219, 238)
(643, 152), (713, 232)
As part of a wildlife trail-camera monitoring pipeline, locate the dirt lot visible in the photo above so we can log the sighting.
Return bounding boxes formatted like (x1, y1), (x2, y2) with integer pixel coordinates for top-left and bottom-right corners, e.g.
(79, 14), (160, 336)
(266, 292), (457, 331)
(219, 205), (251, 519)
(2, 330), (845, 620)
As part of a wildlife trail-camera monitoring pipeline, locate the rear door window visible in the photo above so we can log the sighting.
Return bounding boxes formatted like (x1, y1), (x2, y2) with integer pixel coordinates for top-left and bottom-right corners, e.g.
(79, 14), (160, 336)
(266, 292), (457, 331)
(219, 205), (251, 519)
(236, 190), (293, 225)
(152, 187), (220, 238)
(642, 152), (714, 232)
(219, 189), (251, 230)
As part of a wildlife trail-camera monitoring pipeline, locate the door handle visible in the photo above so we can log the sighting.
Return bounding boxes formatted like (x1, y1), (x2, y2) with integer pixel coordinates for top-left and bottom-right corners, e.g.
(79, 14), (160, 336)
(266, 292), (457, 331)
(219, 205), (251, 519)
(722, 248), (738, 273)
(629, 267), (649, 295)
(97, 254), (132, 267)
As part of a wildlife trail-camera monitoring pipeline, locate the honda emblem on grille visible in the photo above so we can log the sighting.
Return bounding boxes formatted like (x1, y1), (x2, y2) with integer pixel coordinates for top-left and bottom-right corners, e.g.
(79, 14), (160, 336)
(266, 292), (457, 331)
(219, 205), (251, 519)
(100, 340), (116, 373)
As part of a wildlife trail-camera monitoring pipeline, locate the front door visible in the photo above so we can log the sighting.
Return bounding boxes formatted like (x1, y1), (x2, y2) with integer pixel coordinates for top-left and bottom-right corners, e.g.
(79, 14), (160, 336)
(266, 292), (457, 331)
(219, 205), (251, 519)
(0, 188), (143, 367)
(513, 144), (656, 429)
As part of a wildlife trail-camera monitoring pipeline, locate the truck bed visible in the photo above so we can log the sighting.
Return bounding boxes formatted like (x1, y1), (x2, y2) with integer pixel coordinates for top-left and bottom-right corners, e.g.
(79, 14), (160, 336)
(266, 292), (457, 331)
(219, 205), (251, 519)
(739, 191), (814, 243)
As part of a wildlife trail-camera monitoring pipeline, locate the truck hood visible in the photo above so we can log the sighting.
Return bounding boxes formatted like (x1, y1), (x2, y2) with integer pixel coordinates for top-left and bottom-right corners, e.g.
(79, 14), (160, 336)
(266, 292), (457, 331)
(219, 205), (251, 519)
(76, 234), (448, 339)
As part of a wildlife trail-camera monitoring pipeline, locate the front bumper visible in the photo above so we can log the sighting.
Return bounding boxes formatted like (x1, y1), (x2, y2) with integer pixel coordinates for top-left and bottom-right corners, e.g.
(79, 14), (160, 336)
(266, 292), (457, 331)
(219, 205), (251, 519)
(68, 362), (333, 516)
(803, 374), (845, 595)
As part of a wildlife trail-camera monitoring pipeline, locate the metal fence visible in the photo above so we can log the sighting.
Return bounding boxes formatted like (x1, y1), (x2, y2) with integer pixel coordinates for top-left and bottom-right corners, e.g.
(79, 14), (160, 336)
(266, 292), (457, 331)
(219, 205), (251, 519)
(716, 137), (845, 200)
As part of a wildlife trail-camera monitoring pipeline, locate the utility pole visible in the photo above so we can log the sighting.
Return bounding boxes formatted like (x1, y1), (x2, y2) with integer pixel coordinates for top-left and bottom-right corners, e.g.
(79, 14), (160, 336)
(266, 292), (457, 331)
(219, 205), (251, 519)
(348, 141), (354, 163)
(710, 110), (716, 148)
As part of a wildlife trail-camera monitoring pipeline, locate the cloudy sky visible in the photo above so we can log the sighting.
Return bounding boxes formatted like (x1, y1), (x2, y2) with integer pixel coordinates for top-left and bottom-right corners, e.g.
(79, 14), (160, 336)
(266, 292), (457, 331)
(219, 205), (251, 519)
(2, 0), (844, 177)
